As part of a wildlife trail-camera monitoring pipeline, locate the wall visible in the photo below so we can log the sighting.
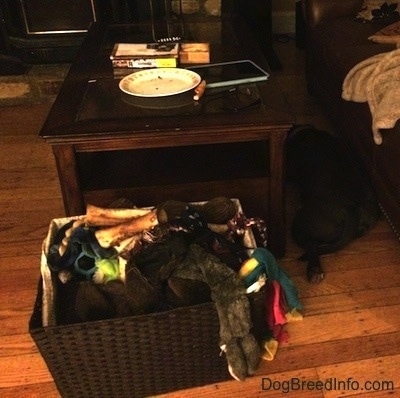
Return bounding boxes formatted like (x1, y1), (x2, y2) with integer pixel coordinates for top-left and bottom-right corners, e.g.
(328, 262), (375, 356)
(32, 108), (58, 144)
(272, 0), (296, 34)
(173, 0), (296, 34)
(171, 0), (221, 16)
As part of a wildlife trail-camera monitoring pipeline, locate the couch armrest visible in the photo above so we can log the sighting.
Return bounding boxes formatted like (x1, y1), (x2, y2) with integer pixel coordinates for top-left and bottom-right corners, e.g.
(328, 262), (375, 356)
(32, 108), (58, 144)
(302, 0), (364, 28)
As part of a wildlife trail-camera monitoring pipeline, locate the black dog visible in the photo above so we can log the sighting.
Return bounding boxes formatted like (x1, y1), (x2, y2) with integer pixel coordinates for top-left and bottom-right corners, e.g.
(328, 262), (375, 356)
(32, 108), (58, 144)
(286, 126), (380, 283)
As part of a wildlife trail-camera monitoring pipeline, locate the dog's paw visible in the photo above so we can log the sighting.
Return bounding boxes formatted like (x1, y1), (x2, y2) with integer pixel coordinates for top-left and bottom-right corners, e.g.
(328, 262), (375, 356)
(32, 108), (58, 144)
(307, 265), (324, 283)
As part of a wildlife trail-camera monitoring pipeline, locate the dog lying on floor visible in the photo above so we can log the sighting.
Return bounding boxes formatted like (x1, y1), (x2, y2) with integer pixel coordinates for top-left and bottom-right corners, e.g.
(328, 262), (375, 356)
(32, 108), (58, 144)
(286, 125), (381, 283)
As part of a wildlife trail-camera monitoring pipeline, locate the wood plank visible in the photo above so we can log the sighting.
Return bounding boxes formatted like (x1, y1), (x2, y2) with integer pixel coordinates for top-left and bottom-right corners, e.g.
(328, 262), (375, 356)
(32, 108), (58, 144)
(283, 227), (400, 266)
(0, 139), (53, 166)
(0, 334), (39, 358)
(155, 345), (400, 397)
(1, 309), (37, 337)
(0, 207), (63, 248)
(318, 354), (400, 397)
(0, 269), (39, 299)
(291, 264), (400, 299)
(281, 245), (400, 281)
(153, 368), (323, 398)
(0, 382), (59, 398)
(1, 288), (38, 308)
(0, 240), (48, 258)
(0, 102), (52, 136)
(301, 286), (400, 315)
(0, 170), (60, 193)
(256, 331), (400, 374)
(0, 353), (54, 388)
(341, 391), (400, 397)
(284, 304), (400, 346)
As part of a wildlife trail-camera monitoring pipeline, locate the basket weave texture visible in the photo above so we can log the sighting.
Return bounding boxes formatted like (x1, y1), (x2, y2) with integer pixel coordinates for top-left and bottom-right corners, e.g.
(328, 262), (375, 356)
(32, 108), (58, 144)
(30, 280), (265, 397)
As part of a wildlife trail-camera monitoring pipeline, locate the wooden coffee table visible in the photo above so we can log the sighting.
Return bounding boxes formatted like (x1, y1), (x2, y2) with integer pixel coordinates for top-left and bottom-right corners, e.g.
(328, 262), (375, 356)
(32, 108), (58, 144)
(39, 17), (293, 257)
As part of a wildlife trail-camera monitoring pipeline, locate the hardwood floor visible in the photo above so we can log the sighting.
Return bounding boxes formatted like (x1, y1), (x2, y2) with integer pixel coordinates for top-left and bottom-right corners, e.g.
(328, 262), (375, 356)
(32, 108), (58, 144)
(1, 39), (400, 397)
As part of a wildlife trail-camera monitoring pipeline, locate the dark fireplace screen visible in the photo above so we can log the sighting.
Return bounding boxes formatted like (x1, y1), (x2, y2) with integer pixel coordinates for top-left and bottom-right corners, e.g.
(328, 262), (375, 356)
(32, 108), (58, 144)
(20, 0), (97, 34)
(0, 0), (175, 64)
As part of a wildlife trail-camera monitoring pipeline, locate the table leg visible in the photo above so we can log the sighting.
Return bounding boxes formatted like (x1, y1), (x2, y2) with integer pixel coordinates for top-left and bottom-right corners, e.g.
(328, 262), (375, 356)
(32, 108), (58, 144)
(267, 129), (288, 257)
(52, 145), (85, 216)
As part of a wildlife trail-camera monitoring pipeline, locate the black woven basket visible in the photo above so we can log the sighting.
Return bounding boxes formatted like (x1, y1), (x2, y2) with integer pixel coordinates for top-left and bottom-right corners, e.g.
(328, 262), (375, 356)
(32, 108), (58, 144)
(30, 277), (266, 398)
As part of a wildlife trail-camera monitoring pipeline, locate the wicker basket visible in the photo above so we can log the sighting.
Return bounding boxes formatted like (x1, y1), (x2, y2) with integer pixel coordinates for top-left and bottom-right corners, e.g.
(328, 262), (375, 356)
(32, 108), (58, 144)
(29, 200), (267, 398)
(30, 284), (265, 398)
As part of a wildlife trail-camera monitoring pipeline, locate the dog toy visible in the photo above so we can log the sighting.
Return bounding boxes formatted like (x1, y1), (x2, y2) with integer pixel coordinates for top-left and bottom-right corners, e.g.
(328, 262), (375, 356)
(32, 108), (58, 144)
(239, 248), (303, 361)
(128, 230), (260, 381)
(173, 244), (261, 381)
(240, 248), (303, 313)
(47, 222), (117, 277)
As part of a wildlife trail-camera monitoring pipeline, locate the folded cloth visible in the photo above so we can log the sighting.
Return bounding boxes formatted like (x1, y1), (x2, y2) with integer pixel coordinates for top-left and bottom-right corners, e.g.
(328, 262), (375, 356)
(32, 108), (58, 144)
(368, 21), (400, 45)
(342, 48), (400, 145)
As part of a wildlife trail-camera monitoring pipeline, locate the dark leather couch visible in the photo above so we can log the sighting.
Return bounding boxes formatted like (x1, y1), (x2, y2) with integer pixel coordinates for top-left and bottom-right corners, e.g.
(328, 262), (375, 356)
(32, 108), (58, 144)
(302, 0), (400, 239)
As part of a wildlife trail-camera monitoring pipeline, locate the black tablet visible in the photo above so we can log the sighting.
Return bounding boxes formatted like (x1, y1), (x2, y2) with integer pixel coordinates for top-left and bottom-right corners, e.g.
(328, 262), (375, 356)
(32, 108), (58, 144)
(187, 59), (270, 88)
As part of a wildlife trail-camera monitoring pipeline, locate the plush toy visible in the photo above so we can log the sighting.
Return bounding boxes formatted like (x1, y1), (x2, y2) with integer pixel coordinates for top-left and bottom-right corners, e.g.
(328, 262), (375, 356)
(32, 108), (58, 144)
(130, 233), (260, 381)
(125, 202), (261, 381)
(239, 247), (303, 361)
(176, 244), (261, 380)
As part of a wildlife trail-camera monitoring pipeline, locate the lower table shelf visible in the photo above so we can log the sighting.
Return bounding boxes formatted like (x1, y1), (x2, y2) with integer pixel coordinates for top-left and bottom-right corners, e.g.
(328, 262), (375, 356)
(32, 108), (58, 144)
(77, 141), (270, 192)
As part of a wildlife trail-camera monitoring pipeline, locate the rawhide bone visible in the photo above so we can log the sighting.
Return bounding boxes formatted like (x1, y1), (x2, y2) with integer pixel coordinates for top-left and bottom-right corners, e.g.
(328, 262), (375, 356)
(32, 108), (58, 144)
(94, 208), (159, 248)
(86, 204), (152, 226)
(89, 197), (238, 249)
(92, 200), (193, 249)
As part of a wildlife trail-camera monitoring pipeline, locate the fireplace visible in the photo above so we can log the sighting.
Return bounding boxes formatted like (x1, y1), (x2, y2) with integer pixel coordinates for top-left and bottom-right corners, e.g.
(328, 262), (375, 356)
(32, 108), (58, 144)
(0, 0), (167, 65)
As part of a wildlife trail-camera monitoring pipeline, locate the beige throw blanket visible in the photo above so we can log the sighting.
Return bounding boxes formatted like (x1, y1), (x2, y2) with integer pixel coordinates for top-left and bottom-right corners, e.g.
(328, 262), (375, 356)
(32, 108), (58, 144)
(342, 48), (400, 145)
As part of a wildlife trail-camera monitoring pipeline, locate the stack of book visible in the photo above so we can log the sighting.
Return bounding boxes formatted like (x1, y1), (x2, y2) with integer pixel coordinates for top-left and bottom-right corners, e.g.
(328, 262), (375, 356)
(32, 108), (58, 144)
(110, 42), (179, 76)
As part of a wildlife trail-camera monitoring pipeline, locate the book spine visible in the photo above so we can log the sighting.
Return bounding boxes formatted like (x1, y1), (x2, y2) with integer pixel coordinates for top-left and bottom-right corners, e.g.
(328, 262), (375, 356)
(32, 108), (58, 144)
(112, 58), (177, 68)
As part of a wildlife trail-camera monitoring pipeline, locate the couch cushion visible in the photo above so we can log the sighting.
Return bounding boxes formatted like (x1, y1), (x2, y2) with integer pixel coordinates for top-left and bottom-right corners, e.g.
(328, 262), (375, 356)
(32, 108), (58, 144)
(309, 17), (396, 84)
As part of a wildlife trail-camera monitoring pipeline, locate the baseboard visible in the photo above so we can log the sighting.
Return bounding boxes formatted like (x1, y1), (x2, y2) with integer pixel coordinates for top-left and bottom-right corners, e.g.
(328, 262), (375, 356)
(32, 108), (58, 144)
(272, 11), (295, 34)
